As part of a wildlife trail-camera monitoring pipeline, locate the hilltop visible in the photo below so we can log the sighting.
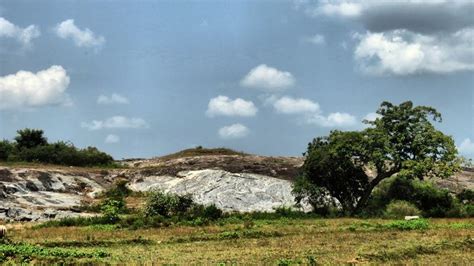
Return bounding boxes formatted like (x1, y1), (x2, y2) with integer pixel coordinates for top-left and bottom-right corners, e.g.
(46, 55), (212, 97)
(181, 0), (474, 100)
(0, 147), (473, 221)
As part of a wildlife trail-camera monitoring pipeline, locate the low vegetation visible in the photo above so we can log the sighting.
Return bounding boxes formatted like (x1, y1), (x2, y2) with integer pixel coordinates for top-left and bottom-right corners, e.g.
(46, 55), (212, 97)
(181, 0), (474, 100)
(3, 218), (473, 264)
(1, 101), (473, 263)
(0, 128), (114, 167)
(157, 146), (248, 161)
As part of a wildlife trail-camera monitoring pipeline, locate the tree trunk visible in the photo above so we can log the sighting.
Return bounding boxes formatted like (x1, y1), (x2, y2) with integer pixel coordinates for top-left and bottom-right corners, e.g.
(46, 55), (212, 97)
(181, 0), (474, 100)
(352, 170), (397, 215)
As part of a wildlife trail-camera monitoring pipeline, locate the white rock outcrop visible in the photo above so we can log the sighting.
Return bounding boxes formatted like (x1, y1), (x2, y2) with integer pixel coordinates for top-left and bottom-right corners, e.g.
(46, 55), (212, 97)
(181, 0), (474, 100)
(129, 169), (310, 212)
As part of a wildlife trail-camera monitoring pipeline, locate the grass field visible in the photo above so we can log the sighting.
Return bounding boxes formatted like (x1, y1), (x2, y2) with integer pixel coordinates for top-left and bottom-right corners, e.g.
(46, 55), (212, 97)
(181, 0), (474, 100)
(2, 218), (473, 264)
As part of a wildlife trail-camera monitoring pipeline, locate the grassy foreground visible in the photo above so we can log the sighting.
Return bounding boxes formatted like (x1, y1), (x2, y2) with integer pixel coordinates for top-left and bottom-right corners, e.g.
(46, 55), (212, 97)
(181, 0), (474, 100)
(3, 218), (473, 264)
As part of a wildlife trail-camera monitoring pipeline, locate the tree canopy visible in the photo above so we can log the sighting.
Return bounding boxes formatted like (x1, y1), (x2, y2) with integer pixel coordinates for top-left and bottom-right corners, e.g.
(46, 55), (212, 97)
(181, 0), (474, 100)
(14, 129), (48, 149)
(294, 101), (460, 215)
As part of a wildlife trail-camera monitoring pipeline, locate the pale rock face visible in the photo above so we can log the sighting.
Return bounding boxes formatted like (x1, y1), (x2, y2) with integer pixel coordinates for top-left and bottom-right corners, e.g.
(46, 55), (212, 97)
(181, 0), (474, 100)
(129, 169), (311, 212)
(0, 168), (105, 221)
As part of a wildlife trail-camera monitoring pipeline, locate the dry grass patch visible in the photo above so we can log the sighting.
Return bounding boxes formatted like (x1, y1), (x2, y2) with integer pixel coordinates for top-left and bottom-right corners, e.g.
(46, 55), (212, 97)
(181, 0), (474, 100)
(3, 218), (474, 264)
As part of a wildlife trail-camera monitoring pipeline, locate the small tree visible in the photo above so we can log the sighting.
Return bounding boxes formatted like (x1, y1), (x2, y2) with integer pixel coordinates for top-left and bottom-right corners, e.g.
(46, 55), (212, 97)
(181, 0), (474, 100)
(0, 140), (14, 161)
(14, 128), (48, 149)
(294, 101), (459, 215)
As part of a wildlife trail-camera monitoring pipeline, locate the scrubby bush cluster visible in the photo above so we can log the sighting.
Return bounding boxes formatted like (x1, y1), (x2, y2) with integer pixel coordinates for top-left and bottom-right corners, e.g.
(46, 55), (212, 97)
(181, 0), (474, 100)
(364, 176), (473, 218)
(384, 200), (421, 219)
(0, 129), (114, 167)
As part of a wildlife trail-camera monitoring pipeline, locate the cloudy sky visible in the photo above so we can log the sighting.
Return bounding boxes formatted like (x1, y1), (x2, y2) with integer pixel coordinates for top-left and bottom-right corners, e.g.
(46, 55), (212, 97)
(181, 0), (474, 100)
(0, 0), (473, 159)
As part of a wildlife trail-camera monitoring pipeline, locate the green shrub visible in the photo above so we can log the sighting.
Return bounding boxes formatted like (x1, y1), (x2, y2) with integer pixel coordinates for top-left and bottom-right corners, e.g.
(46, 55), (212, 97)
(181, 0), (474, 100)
(0, 242), (108, 263)
(0, 128), (115, 167)
(201, 204), (223, 220)
(35, 216), (111, 228)
(101, 199), (125, 223)
(0, 140), (14, 161)
(144, 191), (194, 218)
(384, 200), (421, 219)
(457, 189), (474, 204)
(384, 219), (430, 231)
(463, 204), (474, 217)
(366, 176), (461, 217)
(104, 179), (132, 200)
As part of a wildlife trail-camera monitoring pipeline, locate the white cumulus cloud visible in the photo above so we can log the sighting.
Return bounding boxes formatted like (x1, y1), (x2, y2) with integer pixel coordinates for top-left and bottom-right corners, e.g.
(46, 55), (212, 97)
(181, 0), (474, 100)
(105, 134), (120, 144)
(0, 65), (71, 110)
(241, 64), (295, 91)
(218, 123), (249, 139)
(81, 116), (149, 131)
(55, 19), (105, 48)
(206, 95), (257, 117)
(306, 112), (358, 127)
(458, 138), (474, 155)
(317, 2), (362, 18)
(273, 96), (320, 114)
(0, 17), (40, 46)
(298, 1), (474, 76)
(354, 29), (474, 75)
(272, 95), (357, 128)
(97, 93), (129, 105)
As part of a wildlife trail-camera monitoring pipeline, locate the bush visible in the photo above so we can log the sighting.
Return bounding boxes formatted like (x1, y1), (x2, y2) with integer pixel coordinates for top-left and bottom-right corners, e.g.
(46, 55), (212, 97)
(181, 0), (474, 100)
(144, 190), (223, 223)
(144, 191), (194, 218)
(384, 219), (429, 231)
(0, 128), (115, 167)
(201, 204), (223, 220)
(384, 200), (421, 219)
(100, 199), (125, 223)
(104, 179), (132, 200)
(463, 204), (474, 217)
(0, 140), (13, 161)
(457, 189), (474, 204)
(366, 176), (462, 217)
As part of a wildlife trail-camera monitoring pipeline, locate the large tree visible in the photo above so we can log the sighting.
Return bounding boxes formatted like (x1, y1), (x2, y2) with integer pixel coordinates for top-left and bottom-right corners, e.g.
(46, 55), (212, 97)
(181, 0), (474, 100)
(294, 101), (459, 215)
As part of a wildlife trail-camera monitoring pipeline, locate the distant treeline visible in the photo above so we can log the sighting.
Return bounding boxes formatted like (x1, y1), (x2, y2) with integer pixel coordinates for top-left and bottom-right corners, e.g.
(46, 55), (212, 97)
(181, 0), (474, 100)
(0, 128), (114, 167)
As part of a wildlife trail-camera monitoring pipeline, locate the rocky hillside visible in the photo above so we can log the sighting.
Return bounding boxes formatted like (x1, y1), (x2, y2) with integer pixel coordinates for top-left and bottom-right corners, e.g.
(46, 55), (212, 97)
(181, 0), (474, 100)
(0, 149), (472, 221)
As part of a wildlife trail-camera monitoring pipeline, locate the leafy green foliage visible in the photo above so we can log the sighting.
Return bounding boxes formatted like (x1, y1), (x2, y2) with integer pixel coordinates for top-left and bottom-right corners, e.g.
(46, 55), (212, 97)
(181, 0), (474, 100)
(14, 129), (48, 149)
(457, 189), (474, 204)
(294, 101), (459, 215)
(367, 176), (464, 217)
(0, 128), (114, 166)
(101, 199), (126, 223)
(0, 242), (108, 263)
(104, 179), (132, 200)
(144, 191), (194, 218)
(384, 200), (421, 219)
(0, 140), (14, 161)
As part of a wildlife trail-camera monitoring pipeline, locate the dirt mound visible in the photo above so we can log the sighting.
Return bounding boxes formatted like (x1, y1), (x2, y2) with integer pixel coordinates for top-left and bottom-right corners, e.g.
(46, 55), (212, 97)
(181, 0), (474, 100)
(121, 154), (304, 180)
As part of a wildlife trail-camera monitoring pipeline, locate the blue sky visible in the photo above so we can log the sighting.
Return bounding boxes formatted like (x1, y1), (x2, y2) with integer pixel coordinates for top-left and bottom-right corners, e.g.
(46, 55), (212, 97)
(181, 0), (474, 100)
(0, 0), (473, 159)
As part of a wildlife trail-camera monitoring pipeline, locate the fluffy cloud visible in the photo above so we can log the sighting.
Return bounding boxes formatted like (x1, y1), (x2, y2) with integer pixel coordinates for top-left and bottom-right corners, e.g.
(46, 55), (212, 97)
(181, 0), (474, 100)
(306, 112), (357, 127)
(206, 95), (257, 117)
(97, 93), (129, 105)
(241, 64), (295, 91)
(315, 1), (362, 18)
(304, 34), (326, 45)
(105, 134), (120, 144)
(354, 29), (474, 75)
(55, 19), (105, 48)
(363, 112), (381, 122)
(272, 95), (357, 128)
(0, 65), (71, 110)
(218, 123), (249, 139)
(0, 17), (40, 46)
(458, 138), (474, 155)
(81, 116), (149, 131)
(309, 1), (474, 34)
(273, 96), (320, 114)
(299, 1), (474, 75)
